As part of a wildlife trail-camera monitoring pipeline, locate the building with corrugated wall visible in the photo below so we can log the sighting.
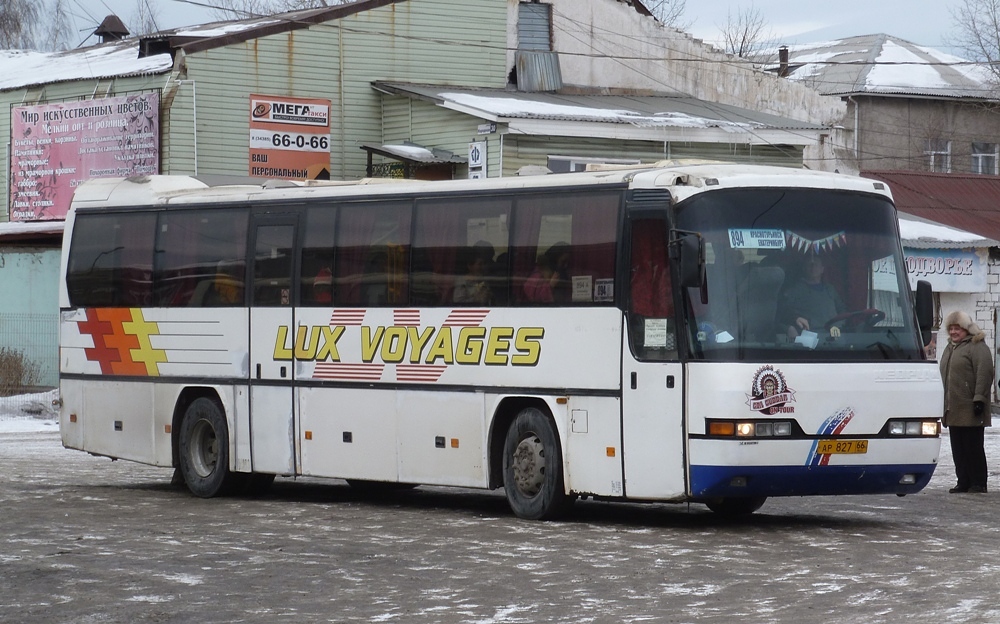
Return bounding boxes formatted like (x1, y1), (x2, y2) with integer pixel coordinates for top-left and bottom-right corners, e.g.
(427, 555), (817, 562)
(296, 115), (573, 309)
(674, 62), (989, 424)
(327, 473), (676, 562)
(870, 172), (1000, 377)
(0, 0), (847, 387)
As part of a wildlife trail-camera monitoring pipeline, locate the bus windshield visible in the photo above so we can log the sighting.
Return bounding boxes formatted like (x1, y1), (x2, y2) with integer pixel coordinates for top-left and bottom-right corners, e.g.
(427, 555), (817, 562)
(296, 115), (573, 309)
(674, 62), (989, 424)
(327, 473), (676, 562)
(675, 188), (924, 362)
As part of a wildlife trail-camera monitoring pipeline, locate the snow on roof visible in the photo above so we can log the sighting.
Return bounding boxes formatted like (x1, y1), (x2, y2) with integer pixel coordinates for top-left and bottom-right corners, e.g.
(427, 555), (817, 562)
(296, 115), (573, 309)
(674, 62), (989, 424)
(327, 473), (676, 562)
(0, 13), (286, 93)
(763, 34), (995, 100)
(439, 91), (766, 130)
(898, 213), (997, 248)
(379, 144), (437, 161)
(0, 44), (173, 92)
(865, 40), (993, 95)
(866, 40), (950, 92)
(172, 19), (284, 38)
(0, 220), (64, 237)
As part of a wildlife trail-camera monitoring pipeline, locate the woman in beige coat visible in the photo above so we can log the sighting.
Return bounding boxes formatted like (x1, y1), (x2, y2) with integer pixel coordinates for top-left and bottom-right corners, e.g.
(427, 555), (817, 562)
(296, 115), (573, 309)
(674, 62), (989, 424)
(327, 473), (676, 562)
(939, 310), (994, 493)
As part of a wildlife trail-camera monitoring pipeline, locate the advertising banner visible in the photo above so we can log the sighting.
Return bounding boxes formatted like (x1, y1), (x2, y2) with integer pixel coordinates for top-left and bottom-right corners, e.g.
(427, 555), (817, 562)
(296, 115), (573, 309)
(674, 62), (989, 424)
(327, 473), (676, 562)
(9, 93), (160, 221)
(249, 94), (331, 180)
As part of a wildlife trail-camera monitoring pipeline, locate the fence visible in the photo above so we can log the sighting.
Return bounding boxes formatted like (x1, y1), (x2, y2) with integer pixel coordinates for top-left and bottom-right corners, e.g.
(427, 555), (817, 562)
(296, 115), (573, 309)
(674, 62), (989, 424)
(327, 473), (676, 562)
(0, 313), (58, 397)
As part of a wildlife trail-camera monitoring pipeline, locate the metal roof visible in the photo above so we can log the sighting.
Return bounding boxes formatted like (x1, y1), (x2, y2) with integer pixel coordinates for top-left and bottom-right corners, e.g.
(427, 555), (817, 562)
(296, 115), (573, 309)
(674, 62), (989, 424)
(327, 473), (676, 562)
(0, 1), (402, 92)
(760, 34), (994, 100)
(360, 142), (465, 164)
(374, 82), (825, 149)
(376, 82), (823, 131)
(897, 211), (999, 249)
(863, 170), (1000, 244)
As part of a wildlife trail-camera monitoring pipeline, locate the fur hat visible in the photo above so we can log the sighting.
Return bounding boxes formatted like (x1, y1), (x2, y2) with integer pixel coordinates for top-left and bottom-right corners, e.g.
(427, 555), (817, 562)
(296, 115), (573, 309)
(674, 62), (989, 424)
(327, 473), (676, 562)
(314, 267), (333, 287)
(944, 310), (983, 337)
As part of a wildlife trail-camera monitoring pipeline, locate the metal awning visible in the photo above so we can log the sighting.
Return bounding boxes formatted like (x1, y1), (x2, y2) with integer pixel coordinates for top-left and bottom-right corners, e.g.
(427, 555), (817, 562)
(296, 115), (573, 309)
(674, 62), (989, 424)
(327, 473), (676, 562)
(360, 141), (466, 179)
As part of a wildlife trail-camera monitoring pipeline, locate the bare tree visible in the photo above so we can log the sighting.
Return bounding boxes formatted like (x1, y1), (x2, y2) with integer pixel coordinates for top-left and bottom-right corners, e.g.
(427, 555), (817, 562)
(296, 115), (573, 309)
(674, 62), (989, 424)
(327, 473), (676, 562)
(201, 0), (353, 21)
(643, 0), (689, 29)
(0, 0), (40, 49)
(131, 0), (163, 36)
(42, 0), (73, 51)
(950, 0), (1000, 86)
(718, 4), (773, 59)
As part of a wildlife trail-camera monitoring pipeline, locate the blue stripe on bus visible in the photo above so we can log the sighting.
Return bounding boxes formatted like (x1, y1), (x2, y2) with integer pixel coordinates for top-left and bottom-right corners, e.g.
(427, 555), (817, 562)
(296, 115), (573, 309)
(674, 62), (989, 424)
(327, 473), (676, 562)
(690, 463), (936, 498)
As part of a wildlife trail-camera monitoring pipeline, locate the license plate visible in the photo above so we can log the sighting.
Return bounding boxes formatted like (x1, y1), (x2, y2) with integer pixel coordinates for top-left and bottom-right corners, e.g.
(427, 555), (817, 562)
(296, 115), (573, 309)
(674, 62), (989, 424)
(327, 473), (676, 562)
(816, 439), (868, 454)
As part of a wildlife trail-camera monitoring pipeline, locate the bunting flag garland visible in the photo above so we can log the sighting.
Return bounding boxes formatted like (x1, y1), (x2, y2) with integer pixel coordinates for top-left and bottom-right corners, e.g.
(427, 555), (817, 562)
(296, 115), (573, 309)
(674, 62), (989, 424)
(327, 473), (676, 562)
(785, 230), (847, 254)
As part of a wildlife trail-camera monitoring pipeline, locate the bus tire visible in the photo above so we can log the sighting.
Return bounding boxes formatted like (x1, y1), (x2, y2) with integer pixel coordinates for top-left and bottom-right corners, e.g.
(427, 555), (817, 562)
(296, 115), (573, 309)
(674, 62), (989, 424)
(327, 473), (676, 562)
(178, 397), (239, 498)
(502, 407), (571, 520)
(705, 496), (767, 516)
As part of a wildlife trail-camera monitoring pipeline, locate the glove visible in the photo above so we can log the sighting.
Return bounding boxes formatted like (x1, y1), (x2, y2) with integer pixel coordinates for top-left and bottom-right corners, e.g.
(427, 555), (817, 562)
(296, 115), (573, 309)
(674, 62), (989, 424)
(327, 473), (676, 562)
(974, 401), (985, 417)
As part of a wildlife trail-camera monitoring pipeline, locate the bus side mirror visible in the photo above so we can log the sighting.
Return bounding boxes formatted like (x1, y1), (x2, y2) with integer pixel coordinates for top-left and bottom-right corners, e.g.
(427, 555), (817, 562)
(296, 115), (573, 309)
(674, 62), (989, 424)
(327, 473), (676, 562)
(915, 279), (933, 344)
(670, 231), (705, 289)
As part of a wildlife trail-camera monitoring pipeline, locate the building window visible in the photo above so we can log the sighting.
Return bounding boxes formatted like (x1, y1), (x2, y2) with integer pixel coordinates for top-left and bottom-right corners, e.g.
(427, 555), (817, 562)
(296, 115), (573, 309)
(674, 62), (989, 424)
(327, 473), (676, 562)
(547, 156), (641, 173)
(518, 2), (552, 51)
(972, 142), (999, 175)
(924, 139), (951, 173)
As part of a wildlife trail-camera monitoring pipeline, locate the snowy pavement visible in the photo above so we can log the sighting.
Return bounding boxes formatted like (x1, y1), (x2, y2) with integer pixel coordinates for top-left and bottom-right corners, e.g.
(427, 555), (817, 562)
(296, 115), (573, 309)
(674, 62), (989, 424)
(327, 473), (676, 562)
(3, 403), (1000, 623)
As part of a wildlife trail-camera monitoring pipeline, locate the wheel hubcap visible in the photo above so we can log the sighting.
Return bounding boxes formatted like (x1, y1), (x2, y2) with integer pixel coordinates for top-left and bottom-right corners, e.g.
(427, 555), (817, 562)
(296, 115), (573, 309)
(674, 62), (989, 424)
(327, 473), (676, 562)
(511, 433), (545, 497)
(190, 418), (218, 478)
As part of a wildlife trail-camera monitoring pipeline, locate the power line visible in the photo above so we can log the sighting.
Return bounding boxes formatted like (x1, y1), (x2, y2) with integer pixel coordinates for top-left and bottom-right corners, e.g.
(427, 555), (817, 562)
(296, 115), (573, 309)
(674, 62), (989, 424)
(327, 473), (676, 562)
(34, 2), (1000, 171)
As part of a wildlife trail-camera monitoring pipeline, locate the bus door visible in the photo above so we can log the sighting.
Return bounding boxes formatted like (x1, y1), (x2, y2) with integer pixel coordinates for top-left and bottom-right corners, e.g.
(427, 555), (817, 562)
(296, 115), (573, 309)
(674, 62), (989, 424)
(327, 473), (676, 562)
(620, 210), (687, 499)
(248, 215), (299, 475)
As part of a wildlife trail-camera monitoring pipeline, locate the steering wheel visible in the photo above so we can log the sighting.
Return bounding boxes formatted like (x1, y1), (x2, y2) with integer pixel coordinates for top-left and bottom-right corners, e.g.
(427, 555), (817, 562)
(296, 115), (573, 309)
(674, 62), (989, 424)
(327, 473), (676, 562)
(825, 308), (885, 330)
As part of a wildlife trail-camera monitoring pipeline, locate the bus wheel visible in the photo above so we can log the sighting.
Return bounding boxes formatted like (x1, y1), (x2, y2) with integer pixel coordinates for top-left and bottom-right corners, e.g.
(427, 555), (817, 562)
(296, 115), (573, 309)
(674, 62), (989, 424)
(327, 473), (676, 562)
(503, 407), (571, 520)
(705, 496), (767, 516)
(178, 397), (238, 498)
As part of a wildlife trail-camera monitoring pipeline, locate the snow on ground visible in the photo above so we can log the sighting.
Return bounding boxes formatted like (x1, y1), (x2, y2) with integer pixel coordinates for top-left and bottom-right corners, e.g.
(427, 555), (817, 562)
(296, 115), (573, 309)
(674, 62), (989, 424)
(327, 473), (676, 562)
(0, 390), (60, 433)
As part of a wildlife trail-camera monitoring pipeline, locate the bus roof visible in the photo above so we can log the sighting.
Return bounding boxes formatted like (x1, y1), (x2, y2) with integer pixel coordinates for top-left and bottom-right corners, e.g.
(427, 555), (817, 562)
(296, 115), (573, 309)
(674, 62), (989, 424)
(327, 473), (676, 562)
(69, 162), (893, 210)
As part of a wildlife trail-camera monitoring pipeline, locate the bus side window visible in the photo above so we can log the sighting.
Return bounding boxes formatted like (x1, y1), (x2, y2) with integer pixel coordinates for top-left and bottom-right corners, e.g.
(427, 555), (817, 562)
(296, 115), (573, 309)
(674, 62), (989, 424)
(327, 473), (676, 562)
(252, 224), (293, 307)
(412, 198), (510, 307)
(300, 205), (336, 306)
(334, 202), (410, 306)
(66, 213), (156, 308)
(153, 209), (248, 307)
(512, 190), (618, 306)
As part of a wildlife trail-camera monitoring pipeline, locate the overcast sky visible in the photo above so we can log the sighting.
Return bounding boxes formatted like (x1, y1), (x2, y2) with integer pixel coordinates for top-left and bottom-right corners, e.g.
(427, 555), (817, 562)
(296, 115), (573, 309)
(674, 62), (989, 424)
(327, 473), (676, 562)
(69, 0), (962, 55)
(683, 0), (960, 54)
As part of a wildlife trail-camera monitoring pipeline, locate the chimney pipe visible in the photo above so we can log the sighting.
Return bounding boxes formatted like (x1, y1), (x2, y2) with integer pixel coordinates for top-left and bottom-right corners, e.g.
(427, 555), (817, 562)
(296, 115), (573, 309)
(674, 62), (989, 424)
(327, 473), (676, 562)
(778, 46), (789, 78)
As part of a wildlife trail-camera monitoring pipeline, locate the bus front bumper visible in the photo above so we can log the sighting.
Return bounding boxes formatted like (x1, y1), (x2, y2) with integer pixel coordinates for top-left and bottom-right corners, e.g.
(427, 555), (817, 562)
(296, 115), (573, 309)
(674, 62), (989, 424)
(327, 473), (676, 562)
(689, 463), (937, 498)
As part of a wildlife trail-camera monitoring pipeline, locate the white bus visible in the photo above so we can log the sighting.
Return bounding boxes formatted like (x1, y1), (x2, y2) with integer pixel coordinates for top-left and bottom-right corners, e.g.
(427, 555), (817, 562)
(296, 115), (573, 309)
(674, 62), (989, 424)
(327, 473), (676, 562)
(58, 163), (941, 519)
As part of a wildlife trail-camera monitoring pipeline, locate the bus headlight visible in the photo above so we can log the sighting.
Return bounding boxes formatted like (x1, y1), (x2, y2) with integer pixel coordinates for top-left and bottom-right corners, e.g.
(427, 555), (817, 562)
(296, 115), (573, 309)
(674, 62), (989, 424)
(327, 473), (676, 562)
(708, 420), (794, 438)
(886, 419), (939, 436)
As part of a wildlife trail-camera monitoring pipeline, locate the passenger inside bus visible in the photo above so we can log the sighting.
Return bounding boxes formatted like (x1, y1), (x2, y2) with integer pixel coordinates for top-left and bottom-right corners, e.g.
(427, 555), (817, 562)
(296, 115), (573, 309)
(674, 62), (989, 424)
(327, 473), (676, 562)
(201, 260), (244, 306)
(778, 253), (846, 339)
(453, 245), (492, 305)
(523, 243), (571, 303)
(312, 267), (332, 304)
